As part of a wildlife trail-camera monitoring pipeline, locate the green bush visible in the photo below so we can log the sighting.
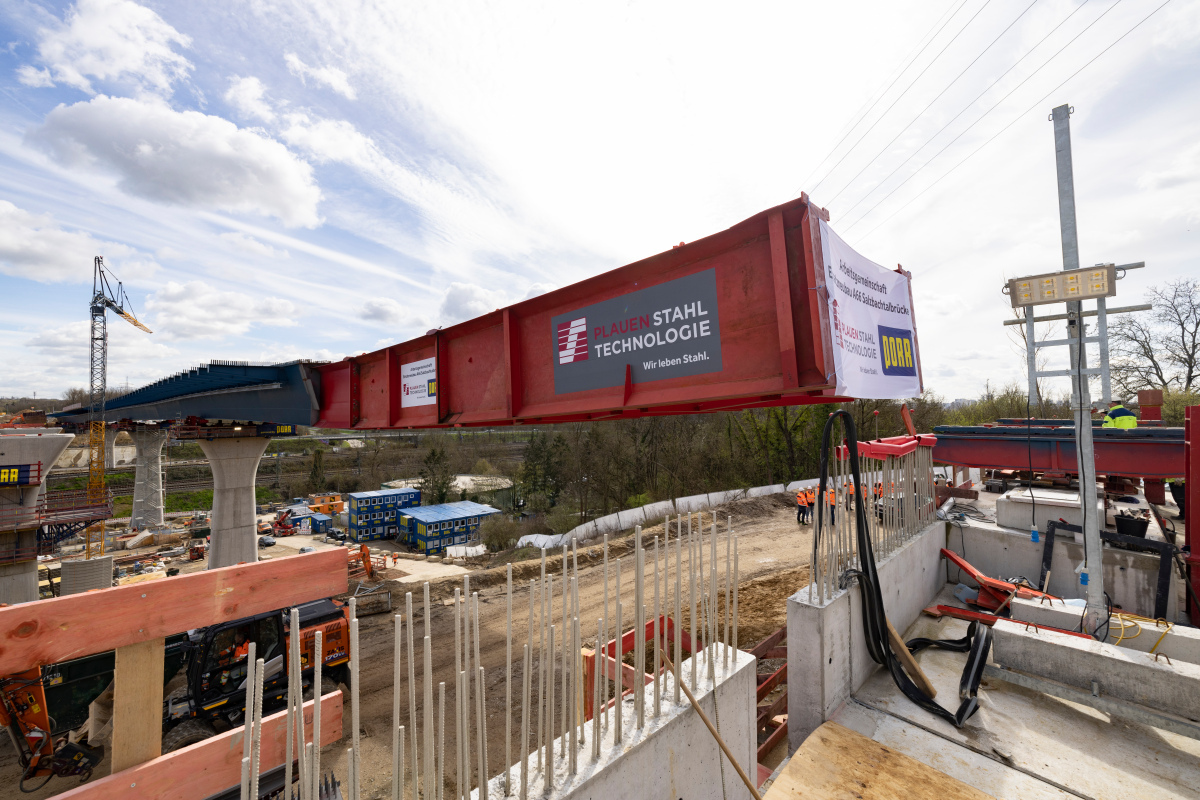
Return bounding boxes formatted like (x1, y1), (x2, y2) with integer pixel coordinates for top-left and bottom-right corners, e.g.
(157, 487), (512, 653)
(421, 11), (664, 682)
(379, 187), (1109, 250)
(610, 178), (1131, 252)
(480, 514), (523, 551)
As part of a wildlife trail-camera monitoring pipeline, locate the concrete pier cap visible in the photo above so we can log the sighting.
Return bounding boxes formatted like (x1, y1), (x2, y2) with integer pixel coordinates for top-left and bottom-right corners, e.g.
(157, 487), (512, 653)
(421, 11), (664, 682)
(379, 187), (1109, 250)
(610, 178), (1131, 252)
(0, 430), (74, 604)
(199, 436), (269, 569)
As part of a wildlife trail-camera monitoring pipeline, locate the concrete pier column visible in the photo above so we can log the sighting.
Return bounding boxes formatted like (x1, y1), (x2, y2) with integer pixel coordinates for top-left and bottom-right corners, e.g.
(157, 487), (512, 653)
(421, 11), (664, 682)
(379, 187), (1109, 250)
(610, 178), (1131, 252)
(0, 431), (73, 604)
(104, 427), (118, 469)
(130, 429), (169, 530)
(198, 437), (268, 569)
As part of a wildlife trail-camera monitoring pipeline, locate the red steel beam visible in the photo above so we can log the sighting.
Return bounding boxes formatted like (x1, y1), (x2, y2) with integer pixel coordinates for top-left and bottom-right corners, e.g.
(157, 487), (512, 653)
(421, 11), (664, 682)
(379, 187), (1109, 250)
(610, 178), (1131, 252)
(315, 196), (847, 429)
(931, 429), (1184, 479)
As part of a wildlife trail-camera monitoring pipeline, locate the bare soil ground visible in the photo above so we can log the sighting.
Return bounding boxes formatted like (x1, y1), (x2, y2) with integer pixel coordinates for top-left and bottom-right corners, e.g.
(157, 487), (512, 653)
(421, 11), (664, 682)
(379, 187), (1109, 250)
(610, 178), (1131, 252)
(7, 494), (815, 799)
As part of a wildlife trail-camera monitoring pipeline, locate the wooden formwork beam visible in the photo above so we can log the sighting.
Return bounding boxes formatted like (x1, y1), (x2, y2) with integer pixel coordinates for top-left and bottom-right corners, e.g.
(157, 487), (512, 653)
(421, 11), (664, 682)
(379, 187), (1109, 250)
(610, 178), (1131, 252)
(0, 549), (349, 674)
(56, 691), (343, 800)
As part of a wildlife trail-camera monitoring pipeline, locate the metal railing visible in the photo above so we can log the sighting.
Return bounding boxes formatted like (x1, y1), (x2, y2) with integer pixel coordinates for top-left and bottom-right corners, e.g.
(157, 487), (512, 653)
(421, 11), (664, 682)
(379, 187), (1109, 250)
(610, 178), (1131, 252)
(0, 488), (113, 533)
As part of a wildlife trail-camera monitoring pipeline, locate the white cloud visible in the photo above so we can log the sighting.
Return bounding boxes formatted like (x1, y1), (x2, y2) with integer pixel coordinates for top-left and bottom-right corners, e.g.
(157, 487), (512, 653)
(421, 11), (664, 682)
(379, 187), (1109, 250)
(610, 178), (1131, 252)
(30, 96), (322, 227)
(25, 318), (181, 394)
(224, 76), (275, 122)
(284, 53), (356, 100)
(439, 282), (503, 326)
(522, 282), (555, 301)
(16, 66), (54, 87)
(218, 232), (289, 259)
(144, 280), (299, 340)
(0, 200), (158, 283)
(25, 0), (192, 96)
(360, 297), (405, 324)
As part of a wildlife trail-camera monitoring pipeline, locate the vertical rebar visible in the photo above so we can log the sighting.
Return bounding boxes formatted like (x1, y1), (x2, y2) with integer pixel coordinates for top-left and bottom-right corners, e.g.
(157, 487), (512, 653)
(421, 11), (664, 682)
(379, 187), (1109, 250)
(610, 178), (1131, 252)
(634, 525), (644, 729)
(392, 613), (402, 800)
(545, 624), (555, 794)
(653, 534), (660, 717)
(674, 526), (681, 705)
(351, 617), (361, 800)
(474, 594), (486, 799)
(438, 681), (446, 800)
(454, 591), (462, 800)
(242, 641), (256, 770)
(312, 631), (322, 800)
(506, 564), (513, 796)
(286, 610), (299, 800)
(600, 535), (609, 732)
(251, 657), (264, 800)
(521, 643), (531, 800)
(733, 538), (739, 655)
(560, 548), (569, 755)
(725, 517), (732, 668)
(614, 601), (622, 745)
(424, 632), (434, 800)
(406, 593), (418, 800)
(592, 619), (602, 760)
(569, 613), (578, 776)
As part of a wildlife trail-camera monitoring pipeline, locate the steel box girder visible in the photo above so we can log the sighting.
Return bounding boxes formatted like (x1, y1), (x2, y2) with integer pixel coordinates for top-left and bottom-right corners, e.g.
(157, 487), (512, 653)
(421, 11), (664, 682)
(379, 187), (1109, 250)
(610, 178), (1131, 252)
(316, 196), (848, 430)
(930, 426), (1184, 479)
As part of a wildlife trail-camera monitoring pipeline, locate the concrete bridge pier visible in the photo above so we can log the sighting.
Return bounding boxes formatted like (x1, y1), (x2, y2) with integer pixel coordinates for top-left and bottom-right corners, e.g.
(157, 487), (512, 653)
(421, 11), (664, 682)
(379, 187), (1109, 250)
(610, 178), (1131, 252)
(104, 427), (118, 469)
(0, 431), (73, 604)
(130, 428), (168, 530)
(198, 437), (269, 569)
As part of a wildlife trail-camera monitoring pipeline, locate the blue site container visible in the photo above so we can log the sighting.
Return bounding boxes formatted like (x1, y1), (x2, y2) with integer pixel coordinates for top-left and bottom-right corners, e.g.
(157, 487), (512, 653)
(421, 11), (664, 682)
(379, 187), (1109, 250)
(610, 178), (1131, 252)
(347, 487), (421, 542)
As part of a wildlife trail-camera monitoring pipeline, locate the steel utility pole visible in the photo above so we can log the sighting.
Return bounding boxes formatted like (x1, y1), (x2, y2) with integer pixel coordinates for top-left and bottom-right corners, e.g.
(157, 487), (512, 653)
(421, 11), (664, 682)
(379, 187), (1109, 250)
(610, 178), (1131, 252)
(1051, 104), (1106, 632)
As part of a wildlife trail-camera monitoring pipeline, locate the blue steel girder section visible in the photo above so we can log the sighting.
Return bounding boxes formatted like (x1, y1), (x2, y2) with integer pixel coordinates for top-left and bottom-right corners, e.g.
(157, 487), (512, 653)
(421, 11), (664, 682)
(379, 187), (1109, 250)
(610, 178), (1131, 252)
(930, 425), (1185, 479)
(50, 360), (323, 426)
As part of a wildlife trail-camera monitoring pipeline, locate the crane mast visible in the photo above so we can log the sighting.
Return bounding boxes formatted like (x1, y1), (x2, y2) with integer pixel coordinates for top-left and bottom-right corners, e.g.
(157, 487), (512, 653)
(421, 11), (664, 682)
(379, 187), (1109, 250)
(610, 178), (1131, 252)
(85, 257), (151, 559)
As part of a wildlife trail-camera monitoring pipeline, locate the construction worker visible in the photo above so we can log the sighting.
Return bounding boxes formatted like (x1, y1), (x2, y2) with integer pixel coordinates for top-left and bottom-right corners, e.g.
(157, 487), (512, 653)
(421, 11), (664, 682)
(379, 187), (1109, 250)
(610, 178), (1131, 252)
(826, 485), (837, 525)
(233, 630), (251, 661)
(796, 487), (809, 525)
(1102, 399), (1138, 429)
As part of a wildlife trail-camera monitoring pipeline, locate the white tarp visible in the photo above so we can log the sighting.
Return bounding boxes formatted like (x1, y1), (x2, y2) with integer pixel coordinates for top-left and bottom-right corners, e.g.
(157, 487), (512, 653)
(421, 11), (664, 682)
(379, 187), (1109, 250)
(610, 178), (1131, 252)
(820, 221), (922, 399)
(445, 544), (486, 558)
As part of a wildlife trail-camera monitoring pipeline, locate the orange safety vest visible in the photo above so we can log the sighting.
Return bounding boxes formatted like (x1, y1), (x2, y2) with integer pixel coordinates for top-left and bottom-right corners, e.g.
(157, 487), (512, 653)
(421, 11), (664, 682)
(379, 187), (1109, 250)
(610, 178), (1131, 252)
(827, 488), (836, 506)
(797, 491), (808, 508)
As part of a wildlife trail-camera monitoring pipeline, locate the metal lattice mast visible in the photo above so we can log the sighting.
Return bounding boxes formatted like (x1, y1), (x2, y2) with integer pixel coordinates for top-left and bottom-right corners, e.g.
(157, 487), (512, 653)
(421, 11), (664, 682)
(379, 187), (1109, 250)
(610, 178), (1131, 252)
(86, 257), (109, 559)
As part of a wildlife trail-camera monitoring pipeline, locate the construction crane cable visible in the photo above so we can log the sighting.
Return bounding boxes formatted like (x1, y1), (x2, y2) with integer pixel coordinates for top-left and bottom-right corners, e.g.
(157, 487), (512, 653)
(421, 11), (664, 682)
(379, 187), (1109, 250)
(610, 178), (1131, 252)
(824, 0), (1040, 208)
(792, 0), (969, 196)
(834, 0), (1097, 224)
(811, 0), (998, 198)
(849, 0), (1175, 242)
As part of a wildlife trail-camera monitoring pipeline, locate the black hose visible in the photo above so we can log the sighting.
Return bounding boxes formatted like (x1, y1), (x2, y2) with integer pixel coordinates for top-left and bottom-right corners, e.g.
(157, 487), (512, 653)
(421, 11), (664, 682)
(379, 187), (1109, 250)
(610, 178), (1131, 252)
(815, 409), (991, 728)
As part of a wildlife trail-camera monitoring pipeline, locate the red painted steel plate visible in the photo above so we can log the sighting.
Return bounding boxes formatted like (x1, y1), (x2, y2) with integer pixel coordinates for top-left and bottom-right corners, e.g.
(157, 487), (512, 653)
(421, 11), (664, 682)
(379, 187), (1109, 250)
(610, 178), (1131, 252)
(316, 196), (849, 429)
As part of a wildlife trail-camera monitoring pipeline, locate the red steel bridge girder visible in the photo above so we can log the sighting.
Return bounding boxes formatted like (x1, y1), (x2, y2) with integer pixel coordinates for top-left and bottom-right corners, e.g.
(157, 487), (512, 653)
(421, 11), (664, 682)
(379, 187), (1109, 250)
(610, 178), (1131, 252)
(316, 196), (850, 429)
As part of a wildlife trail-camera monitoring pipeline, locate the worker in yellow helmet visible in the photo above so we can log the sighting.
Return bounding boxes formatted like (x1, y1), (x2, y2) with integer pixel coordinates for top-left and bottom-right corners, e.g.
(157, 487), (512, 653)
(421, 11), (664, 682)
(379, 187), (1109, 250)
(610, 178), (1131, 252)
(1102, 399), (1138, 429)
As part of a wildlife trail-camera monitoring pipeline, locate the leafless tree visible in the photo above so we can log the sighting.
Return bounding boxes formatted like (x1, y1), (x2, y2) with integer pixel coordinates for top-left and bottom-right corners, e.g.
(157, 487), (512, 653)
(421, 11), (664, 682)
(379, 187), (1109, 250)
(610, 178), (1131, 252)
(1111, 279), (1200, 397)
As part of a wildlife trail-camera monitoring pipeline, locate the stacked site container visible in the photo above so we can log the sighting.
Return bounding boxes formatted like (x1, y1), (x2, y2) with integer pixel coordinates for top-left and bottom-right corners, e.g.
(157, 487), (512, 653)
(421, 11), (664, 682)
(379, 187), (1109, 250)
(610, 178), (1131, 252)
(348, 487), (421, 542)
(399, 501), (500, 554)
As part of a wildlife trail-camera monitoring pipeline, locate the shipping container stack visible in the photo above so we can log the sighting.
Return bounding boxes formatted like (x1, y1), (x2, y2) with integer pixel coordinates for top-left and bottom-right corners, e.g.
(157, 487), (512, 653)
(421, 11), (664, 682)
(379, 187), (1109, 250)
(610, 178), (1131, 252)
(398, 501), (501, 554)
(347, 487), (421, 542)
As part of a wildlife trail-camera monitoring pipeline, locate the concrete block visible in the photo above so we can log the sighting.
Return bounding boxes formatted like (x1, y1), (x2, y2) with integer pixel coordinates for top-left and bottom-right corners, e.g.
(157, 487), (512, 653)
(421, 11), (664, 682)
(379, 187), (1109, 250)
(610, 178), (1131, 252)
(991, 619), (1200, 720)
(787, 519), (948, 748)
(1010, 596), (1200, 666)
(995, 487), (1103, 533)
(478, 650), (756, 800)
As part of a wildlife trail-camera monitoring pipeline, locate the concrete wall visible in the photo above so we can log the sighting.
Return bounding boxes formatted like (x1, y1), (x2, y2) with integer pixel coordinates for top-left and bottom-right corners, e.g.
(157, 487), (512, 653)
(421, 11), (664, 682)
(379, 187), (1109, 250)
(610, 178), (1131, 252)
(991, 620), (1200, 720)
(787, 519), (948, 749)
(0, 432), (74, 604)
(1010, 596), (1200, 665)
(479, 650), (756, 800)
(948, 521), (1179, 622)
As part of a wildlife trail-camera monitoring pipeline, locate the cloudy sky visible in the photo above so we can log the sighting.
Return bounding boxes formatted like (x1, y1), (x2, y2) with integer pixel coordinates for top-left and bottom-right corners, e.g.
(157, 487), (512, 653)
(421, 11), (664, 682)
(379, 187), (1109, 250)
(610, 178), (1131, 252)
(1, 0), (1196, 402)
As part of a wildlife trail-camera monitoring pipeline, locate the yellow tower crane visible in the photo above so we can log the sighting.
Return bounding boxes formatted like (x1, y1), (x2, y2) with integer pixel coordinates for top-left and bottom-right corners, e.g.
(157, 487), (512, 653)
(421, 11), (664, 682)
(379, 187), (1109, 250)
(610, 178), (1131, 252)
(86, 256), (151, 558)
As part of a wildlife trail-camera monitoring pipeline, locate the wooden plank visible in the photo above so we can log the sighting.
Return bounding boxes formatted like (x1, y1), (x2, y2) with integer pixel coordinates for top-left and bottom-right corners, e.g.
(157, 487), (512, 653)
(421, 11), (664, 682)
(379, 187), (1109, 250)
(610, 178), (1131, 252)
(763, 721), (995, 800)
(58, 690), (343, 800)
(110, 638), (164, 773)
(0, 549), (348, 674)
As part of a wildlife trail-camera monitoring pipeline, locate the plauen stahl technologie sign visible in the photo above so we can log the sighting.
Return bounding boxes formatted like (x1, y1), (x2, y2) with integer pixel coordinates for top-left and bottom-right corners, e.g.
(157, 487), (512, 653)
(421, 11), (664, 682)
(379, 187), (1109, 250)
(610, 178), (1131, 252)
(552, 269), (723, 395)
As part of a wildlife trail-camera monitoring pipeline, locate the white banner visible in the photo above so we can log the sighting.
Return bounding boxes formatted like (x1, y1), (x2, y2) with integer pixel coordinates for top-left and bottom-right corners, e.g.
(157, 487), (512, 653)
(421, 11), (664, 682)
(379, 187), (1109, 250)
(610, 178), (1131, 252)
(820, 221), (922, 399)
(400, 356), (438, 407)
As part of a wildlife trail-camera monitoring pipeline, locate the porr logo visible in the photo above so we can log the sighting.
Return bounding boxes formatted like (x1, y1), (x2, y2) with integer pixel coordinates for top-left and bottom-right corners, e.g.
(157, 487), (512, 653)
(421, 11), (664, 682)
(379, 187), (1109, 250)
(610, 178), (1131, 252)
(558, 317), (588, 364)
(877, 325), (916, 377)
